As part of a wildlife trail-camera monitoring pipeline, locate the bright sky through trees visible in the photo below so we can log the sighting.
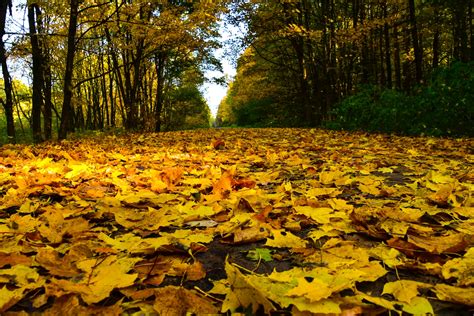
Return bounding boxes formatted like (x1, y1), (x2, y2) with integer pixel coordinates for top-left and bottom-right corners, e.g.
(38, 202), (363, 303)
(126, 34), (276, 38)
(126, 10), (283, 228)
(203, 21), (240, 117)
(203, 57), (235, 117)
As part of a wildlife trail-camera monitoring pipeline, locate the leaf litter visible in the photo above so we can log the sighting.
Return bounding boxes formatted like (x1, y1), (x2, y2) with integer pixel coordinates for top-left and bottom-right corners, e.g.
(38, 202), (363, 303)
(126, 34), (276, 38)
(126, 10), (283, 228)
(0, 128), (472, 315)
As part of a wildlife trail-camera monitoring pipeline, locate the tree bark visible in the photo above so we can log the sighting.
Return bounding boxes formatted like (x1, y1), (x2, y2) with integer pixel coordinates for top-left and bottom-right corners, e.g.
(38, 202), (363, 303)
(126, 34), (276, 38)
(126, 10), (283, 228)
(452, 0), (469, 62)
(0, 0), (15, 142)
(59, 0), (80, 140)
(408, 0), (423, 83)
(36, 5), (53, 140)
(154, 52), (166, 132)
(28, 4), (44, 143)
(393, 25), (402, 89)
(383, 3), (392, 88)
(470, 0), (473, 61)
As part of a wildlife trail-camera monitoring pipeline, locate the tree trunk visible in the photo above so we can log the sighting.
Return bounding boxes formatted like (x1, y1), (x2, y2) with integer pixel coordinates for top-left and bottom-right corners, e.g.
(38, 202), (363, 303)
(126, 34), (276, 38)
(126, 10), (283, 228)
(393, 25), (402, 89)
(408, 0), (423, 83)
(108, 54), (115, 127)
(383, 3), (392, 88)
(28, 4), (44, 143)
(36, 5), (53, 140)
(154, 52), (166, 132)
(453, 0), (469, 62)
(470, 0), (473, 61)
(59, 0), (79, 140)
(0, 0), (15, 142)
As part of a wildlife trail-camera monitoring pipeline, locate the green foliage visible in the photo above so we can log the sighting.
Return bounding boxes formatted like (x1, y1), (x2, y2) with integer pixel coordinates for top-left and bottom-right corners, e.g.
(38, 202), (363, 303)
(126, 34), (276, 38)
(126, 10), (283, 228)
(216, 47), (296, 128)
(165, 85), (211, 130)
(235, 98), (275, 127)
(0, 79), (33, 144)
(327, 62), (474, 137)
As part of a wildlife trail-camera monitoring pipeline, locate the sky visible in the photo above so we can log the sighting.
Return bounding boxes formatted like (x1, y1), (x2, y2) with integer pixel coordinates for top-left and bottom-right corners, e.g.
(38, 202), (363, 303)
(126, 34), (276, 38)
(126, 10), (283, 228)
(202, 21), (242, 118)
(202, 57), (236, 118)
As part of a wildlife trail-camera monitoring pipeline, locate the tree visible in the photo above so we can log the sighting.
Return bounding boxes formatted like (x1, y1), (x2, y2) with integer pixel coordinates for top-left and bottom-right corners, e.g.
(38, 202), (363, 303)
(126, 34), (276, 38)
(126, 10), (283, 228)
(222, 0), (473, 127)
(58, 0), (80, 140)
(0, 0), (15, 142)
(28, 3), (44, 143)
(408, 0), (423, 83)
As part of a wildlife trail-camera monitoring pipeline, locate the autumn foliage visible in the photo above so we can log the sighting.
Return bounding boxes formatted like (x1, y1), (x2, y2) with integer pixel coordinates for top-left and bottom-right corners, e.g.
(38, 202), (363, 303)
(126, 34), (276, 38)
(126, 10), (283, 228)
(0, 128), (473, 314)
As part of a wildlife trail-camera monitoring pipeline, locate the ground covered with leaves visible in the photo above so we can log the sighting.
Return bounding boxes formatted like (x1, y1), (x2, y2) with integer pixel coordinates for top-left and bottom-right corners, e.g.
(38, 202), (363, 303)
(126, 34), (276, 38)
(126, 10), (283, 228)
(0, 128), (473, 315)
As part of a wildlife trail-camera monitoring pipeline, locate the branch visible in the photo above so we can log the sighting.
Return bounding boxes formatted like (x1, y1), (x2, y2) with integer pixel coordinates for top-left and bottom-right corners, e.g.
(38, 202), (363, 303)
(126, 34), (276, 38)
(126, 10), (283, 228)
(78, 1), (113, 15)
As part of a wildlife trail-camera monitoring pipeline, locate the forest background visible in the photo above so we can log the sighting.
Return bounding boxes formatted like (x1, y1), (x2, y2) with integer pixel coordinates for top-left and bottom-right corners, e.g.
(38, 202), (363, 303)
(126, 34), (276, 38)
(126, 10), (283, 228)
(0, 0), (473, 144)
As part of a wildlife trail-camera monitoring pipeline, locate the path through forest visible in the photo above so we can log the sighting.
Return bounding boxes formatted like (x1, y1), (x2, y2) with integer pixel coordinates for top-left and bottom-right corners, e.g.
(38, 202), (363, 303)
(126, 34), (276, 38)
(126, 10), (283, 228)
(0, 128), (472, 314)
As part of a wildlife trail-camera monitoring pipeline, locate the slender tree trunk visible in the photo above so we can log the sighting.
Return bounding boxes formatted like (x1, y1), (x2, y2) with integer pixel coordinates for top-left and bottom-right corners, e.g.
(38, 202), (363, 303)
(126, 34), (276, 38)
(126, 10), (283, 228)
(430, 2), (440, 68)
(453, 0), (469, 62)
(43, 60), (53, 139)
(154, 52), (166, 132)
(35, 5), (52, 140)
(470, 0), (473, 61)
(359, 3), (370, 84)
(108, 54), (115, 126)
(408, 0), (423, 83)
(28, 4), (44, 143)
(105, 28), (125, 127)
(99, 51), (109, 128)
(379, 30), (386, 86)
(0, 0), (15, 142)
(403, 26), (413, 90)
(59, 0), (80, 140)
(383, 3), (392, 88)
(393, 25), (402, 89)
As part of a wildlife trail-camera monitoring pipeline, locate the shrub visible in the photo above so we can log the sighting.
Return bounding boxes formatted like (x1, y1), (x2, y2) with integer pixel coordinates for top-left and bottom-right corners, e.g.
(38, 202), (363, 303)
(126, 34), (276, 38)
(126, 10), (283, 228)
(327, 62), (474, 137)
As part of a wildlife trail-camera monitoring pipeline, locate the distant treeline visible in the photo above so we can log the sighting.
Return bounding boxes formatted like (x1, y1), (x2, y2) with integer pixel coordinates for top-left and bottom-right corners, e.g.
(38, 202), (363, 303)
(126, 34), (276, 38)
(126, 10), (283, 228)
(217, 0), (473, 136)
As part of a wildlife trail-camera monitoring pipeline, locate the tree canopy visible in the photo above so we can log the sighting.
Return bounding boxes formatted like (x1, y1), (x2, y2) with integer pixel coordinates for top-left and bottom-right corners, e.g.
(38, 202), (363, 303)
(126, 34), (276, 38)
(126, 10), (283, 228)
(217, 0), (473, 136)
(1, 0), (226, 143)
(0, 0), (473, 142)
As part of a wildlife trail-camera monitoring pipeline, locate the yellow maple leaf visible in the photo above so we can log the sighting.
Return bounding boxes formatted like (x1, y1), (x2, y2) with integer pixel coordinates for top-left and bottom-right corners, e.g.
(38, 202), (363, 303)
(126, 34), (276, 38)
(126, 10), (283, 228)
(358, 183), (381, 195)
(368, 245), (406, 268)
(150, 178), (168, 192)
(212, 261), (275, 313)
(0, 172), (11, 185)
(178, 203), (218, 222)
(286, 277), (333, 301)
(0, 287), (24, 313)
(382, 280), (432, 304)
(161, 229), (214, 247)
(265, 229), (307, 248)
(402, 296), (434, 315)
(64, 163), (93, 180)
(306, 187), (341, 198)
(319, 170), (345, 185)
(294, 206), (341, 224)
(433, 284), (474, 306)
(328, 198), (353, 211)
(442, 247), (474, 286)
(69, 255), (140, 304)
(380, 218), (410, 236)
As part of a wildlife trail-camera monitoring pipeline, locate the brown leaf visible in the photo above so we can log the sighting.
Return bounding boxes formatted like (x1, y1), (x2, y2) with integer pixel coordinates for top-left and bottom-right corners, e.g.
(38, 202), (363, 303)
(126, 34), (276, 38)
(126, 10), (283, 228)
(212, 139), (225, 149)
(407, 232), (469, 254)
(153, 286), (219, 315)
(0, 252), (32, 268)
(35, 248), (82, 278)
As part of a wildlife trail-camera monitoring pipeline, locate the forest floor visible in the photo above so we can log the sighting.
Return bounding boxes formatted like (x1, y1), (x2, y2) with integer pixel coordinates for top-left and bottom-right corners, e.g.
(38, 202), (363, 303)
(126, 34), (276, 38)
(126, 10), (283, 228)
(0, 128), (473, 315)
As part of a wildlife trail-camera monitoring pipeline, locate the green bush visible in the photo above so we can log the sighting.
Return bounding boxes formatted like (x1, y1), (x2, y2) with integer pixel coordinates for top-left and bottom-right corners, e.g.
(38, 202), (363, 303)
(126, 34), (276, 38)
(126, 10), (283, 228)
(235, 98), (277, 127)
(327, 62), (474, 137)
